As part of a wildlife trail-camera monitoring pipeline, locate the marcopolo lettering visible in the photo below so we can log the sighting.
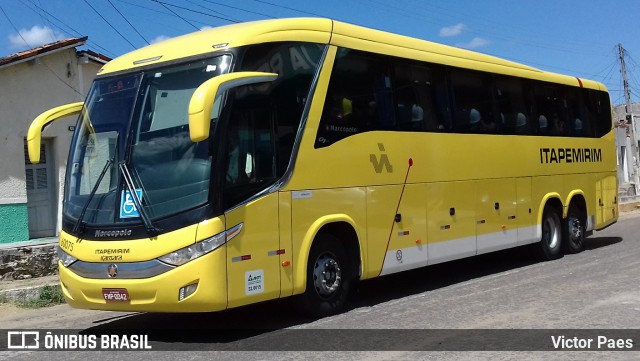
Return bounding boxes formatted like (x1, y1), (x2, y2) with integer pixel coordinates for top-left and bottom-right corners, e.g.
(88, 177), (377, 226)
(326, 124), (358, 133)
(540, 148), (602, 164)
(94, 229), (132, 238)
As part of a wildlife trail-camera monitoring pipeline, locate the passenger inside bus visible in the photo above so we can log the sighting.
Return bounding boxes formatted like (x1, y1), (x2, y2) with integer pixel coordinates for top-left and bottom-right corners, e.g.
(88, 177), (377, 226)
(225, 129), (252, 185)
(550, 113), (565, 136)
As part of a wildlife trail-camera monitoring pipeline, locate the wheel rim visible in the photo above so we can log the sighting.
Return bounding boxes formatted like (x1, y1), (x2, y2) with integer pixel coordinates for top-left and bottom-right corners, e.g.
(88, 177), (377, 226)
(543, 215), (560, 249)
(568, 216), (583, 246)
(312, 253), (342, 298)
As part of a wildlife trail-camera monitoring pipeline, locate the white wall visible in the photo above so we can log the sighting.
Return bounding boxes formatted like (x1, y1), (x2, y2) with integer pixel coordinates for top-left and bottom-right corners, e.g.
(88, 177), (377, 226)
(0, 48), (104, 238)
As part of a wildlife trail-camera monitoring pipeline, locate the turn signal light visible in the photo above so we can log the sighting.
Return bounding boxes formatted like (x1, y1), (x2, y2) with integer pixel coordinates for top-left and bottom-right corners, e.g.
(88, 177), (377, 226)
(179, 283), (198, 301)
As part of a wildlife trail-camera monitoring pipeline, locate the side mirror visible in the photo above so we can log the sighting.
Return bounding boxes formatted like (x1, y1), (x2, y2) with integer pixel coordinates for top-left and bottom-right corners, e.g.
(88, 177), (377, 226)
(188, 72), (278, 142)
(27, 102), (84, 163)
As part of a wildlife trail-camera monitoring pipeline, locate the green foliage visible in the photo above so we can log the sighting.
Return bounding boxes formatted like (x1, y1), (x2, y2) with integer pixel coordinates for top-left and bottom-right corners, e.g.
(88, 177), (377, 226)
(16, 286), (65, 308)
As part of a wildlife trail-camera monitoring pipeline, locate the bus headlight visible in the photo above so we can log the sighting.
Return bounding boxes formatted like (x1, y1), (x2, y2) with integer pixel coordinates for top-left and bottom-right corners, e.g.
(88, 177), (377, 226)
(57, 246), (77, 267)
(158, 232), (226, 266)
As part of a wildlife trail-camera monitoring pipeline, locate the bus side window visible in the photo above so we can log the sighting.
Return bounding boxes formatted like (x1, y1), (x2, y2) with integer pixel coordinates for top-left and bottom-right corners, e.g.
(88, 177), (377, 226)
(392, 60), (449, 132)
(450, 69), (496, 133)
(534, 85), (568, 136)
(316, 49), (393, 148)
(236, 41), (322, 174)
(591, 89), (612, 138)
(222, 105), (278, 208)
(565, 88), (593, 137)
(495, 77), (530, 135)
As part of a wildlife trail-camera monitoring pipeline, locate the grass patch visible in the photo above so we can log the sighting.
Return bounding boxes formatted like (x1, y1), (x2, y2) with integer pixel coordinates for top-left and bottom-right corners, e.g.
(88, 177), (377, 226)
(16, 285), (65, 308)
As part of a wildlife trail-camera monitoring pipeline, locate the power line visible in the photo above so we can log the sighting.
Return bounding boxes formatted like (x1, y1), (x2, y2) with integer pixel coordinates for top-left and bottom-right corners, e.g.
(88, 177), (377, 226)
(22, 0), (83, 36)
(33, 0), (67, 49)
(601, 61), (619, 86)
(82, 0), (137, 49)
(591, 48), (620, 79)
(405, 0), (612, 50)
(620, 47), (640, 103)
(359, 0), (610, 59)
(248, 0), (324, 17)
(183, 0), (240, 22)
(0, 4), (85, 98)
(115, 0), (207, 35)
(151, 0), (238, 26)
(197, 0), (275, 19)
(116, 0), (174, 16)
(32, 0), (78, 72)
(107, 0), (150, 45)
(21, 0), (115, 56)
(152, 0), (200, 30)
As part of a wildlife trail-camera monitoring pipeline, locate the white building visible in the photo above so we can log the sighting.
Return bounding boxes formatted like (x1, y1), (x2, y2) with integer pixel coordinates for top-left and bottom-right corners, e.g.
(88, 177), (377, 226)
(0, 37), (109, 244)
(613, 103), (640, 199)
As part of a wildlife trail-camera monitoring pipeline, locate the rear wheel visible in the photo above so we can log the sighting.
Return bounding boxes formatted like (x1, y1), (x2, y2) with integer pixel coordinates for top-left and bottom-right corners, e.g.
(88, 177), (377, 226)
(297, 234), (352, 318)
(536, 205), (563, 260)
(563, 204), (585, 254)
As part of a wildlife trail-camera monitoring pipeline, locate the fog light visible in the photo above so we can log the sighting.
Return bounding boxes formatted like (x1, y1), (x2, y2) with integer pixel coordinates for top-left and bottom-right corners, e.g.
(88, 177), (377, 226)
(178, 283), (198, 301)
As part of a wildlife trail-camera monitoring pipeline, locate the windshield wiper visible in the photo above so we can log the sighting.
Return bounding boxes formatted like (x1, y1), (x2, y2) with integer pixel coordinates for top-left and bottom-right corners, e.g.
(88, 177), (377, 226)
(72, 158), (113, 236)
(118, 162), (161, 237)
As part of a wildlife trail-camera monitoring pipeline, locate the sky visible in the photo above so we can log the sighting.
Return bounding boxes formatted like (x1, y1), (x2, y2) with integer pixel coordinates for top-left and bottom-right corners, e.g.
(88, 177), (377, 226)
(1, 0), (639, 106)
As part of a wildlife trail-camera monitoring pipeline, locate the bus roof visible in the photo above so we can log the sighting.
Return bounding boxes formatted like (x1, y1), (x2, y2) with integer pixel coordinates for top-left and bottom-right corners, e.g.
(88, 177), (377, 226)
(98, 18), (333, 75)
(97, 18), (605, 91)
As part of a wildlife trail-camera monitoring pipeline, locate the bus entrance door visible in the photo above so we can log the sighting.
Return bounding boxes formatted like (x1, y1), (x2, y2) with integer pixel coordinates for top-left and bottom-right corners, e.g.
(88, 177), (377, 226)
(225, 193), (281, 308)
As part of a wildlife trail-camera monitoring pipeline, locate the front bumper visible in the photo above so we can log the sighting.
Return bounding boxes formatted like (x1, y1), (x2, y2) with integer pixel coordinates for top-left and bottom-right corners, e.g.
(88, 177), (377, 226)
(59, 246), (227, 312)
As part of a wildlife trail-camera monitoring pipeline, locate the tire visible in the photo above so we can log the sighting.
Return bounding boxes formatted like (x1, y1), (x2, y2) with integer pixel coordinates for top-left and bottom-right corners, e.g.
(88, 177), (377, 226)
(296, 234), (352, 318)
(536, 205), (563, 261)
(563, 204), (585, 254)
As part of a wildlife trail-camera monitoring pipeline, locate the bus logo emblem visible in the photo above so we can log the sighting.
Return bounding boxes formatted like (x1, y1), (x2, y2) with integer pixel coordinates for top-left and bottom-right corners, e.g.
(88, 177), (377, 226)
(370, 143), (393, 173)
(107, 264), (118, 278)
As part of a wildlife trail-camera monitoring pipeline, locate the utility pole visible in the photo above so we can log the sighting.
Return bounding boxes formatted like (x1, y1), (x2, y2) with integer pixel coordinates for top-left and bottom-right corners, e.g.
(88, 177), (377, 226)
(620, 44), (632, 114)
(619, 43), (640, 193)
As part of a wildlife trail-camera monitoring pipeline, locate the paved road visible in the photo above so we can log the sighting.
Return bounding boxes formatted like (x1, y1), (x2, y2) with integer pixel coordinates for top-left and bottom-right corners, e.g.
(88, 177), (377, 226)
(2, 211), (640, 360)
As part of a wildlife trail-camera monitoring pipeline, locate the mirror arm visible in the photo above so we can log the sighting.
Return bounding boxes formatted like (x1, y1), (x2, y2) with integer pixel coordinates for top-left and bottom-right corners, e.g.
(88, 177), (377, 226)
(188, 72), (278, 142)
(27, 102), (84, 163)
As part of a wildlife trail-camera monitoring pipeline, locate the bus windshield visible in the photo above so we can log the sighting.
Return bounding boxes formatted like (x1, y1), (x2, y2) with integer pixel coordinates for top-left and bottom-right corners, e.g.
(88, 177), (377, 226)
(64, 55), (232, 227)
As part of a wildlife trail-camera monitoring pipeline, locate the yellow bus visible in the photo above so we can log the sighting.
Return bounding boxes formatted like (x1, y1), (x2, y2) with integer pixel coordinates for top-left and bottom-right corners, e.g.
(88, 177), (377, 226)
(27, 18), (617, 316)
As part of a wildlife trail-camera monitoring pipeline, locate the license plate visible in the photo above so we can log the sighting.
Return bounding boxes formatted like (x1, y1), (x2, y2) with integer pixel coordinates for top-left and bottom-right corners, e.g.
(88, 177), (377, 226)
(102, 288), (130, 302)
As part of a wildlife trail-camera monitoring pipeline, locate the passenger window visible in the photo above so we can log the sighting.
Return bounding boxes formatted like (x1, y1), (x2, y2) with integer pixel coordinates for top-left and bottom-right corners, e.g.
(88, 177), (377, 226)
(393, 61), (451, 131)
(534, 85), (570, 136)
(592, 90), (612, 137)
(451, 70), (497, 133)
(316, 49), (393, 148)
(222, 42), (322, 208)
(565, 88), (594, 137)
(495, 77), (531, 134)
(222, 105), (277, 208)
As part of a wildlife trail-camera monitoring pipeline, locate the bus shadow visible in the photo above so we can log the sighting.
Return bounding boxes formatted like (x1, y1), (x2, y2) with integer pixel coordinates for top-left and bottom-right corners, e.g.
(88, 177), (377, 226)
(351, 245), (536, 308)
(583, 236), (622, 250)
(80, 236), (623, 346)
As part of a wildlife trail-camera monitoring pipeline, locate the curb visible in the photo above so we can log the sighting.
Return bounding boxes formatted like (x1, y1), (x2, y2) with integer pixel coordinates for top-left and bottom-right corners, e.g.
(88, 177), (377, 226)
(0, 282), (61, 304)
(619, 201), (640, 212)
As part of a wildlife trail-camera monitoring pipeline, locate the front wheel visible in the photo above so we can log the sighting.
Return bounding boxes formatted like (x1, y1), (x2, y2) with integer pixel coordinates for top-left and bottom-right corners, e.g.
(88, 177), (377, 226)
(563, 204), (585, 254)
(536, 205), (563, 261)
(296, 235), (352, 318)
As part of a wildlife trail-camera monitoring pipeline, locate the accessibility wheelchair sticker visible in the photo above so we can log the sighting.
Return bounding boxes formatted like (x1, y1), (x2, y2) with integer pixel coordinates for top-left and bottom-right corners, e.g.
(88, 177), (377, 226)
(120, 189), (143, 219)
